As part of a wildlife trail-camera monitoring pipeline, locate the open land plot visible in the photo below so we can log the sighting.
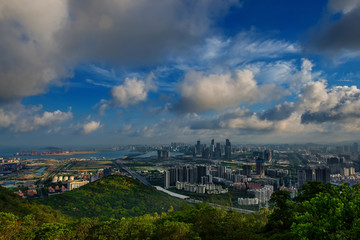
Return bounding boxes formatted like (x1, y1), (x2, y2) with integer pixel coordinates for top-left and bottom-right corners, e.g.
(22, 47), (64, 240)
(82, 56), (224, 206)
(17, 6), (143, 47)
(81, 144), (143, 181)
(69, 160), (114, 170)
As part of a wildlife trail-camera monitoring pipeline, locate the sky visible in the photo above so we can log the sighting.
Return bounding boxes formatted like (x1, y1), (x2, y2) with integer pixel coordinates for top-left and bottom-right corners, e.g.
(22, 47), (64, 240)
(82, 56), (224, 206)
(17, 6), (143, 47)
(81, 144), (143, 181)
(1, 0), (360, 147)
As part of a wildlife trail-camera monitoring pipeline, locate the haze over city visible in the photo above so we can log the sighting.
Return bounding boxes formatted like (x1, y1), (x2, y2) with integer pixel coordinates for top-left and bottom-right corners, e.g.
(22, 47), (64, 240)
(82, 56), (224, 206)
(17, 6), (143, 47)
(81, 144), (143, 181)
(1, 0), (360, 147)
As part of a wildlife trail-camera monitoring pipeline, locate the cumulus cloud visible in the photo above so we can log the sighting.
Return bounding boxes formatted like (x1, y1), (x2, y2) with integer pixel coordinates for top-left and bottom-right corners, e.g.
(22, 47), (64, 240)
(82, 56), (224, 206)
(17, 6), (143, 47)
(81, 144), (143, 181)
(190, 108), (275, 131)
(0, 0), (70, 101)
(82, 121), (102, 134)
(0, 109), (15, 128)
(299, 82), (360, 124)
(111, 74), (156, 107)
(0, 0), (240, 102)
(258, 102), (296, 121)
(0, 104), (73, 132)
(188, 76), (360, 135)
(247, 58), (318, 94)
(174, 69), (283, 112)
(99, 73), (157, 111)
(308, 0), (360, 54)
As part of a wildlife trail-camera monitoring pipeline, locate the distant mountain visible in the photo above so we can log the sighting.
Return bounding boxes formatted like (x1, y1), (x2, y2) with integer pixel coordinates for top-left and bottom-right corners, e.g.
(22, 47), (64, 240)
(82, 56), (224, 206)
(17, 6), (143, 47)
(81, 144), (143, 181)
(37, 175), (186, 221)
(42, 146), (63, 150)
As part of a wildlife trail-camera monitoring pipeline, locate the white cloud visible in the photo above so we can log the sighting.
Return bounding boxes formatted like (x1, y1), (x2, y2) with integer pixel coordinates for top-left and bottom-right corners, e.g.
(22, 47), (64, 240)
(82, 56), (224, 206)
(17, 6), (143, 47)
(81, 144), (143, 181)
(82, 121), (102, 134)
(0, 104), (73, 132)
(246, 58), (318, 93)
(103, 73), (157, 108)
(0, 109), (15, 127)
(0, 0), (240, 102)
(216, 32), (299, 67)
(184, 58), (360, 138)
(175, 68), (284, 112)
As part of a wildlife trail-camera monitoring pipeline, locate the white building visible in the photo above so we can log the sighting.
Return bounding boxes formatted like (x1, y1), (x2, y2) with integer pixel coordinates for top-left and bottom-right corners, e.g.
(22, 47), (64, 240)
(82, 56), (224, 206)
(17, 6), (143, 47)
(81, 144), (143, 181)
(238, 198), (259, 205)
(248, 185), (273, 204)
(67, 180), (89, 191)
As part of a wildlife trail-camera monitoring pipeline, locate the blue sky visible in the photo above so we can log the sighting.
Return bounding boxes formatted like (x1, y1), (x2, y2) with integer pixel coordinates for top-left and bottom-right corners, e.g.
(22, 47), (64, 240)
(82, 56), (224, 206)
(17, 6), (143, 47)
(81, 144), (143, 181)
(1, 0), (360, 147)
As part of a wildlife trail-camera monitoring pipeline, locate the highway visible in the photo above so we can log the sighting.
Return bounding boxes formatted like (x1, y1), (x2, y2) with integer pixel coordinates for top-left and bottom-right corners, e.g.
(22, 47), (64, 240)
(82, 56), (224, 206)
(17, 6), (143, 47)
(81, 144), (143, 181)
(115, 160), (152, 187)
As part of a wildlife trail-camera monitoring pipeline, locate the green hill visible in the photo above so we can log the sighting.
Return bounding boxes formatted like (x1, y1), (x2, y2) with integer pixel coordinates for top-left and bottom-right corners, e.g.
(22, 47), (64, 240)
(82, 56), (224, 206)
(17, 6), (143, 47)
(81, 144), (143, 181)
(3, 179), (360, 239)
(37, 175), (186, 221)
(0, 186), (70, 224)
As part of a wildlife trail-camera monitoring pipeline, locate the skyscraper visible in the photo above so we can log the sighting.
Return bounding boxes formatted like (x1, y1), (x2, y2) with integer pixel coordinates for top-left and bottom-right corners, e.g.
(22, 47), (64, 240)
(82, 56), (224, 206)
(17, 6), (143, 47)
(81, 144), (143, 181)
(164, 170), (170, 189)
(210, 139), (215, 159)
(196, 165), (209, 183)
(225, 139), (231, 160)
(264, 149), (272, 162)
(196, 140), (201, 156)
(243, 165), (251, 176)
(256, 158), (265, 177)
(217, 165), (226, 178)
(215, 142), (221, 159)
(315, 166), (330, 184)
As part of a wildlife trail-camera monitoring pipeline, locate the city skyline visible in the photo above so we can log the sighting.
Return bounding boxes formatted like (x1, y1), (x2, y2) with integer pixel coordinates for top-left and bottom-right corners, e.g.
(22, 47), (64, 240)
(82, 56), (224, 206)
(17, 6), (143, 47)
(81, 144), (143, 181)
(1, 0), (360, 147)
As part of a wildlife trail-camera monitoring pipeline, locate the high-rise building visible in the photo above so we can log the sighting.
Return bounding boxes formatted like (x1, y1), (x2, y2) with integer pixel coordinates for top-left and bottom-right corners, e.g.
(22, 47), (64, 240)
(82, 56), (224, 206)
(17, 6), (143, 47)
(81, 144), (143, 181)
(210, 139), (215, 159)
(215, 143), (221, 159)
(315, 166), (330, 184)
(225, 139), (231, 160)
(189, 166), (197, 184)
(305, 166), (315, 182)
(164, 170), (170, 189)
(256, 158), (265, 177)
(196, 140), (201, 156)
(202, 147), (210, 159)
(264, 149), (272, 162)
(297, 169), (306, 188)
(352, 142), (358, 154)
(217, 165), (226, 178)
(176, 167), (184, 182)
(196, 165), (209, 183)
(298, 165), (330, 188)
(242, 165), (251, 176)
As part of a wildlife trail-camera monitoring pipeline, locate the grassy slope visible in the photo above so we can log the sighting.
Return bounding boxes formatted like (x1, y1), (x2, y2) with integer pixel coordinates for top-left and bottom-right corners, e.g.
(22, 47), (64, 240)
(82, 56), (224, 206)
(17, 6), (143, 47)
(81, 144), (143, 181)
(37, 175), (186, 221)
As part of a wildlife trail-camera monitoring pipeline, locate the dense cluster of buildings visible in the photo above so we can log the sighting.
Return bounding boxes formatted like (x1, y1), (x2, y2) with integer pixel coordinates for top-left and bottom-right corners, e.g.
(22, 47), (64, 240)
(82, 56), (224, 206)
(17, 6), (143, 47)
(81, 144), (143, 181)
(0, 158), (23, 175)
(164, 165), (213, 188)
(193, 139), (232, 159)
(298, 166), (330, 187)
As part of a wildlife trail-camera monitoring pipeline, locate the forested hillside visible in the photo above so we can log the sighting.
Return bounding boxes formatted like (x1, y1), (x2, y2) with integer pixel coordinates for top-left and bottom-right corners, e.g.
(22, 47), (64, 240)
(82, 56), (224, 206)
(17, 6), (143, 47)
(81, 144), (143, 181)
(2, 177), (360, 239)
(36, 175), (186, 220)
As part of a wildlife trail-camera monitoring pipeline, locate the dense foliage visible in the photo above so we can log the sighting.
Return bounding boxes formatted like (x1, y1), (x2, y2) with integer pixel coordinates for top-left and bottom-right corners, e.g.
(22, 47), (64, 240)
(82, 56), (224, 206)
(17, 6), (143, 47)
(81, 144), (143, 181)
(0, 203), (268, 240)
(0, 186), (70, 223)
(37, 175), (186, 220)
(265, 181), (360, 239)
(2, 178), (360, 239)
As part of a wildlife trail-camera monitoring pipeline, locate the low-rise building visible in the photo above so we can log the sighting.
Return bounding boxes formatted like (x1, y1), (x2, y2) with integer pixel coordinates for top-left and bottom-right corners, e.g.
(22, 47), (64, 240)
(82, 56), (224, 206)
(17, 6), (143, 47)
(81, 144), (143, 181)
(67, 180), (89, 191)
(238, 197), (259, 205)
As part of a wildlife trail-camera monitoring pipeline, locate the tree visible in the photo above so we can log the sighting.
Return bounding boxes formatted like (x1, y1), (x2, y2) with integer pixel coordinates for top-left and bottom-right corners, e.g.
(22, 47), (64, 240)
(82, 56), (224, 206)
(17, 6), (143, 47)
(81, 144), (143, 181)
(266, 190), (294, 230)
(291, 184), (360, 240)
